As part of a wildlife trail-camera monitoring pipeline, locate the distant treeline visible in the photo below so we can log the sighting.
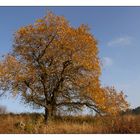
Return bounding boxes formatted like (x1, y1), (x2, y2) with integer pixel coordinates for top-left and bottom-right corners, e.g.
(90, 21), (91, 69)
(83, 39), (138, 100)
(122, 106), (140, 115)
(131, 106), (140, 114)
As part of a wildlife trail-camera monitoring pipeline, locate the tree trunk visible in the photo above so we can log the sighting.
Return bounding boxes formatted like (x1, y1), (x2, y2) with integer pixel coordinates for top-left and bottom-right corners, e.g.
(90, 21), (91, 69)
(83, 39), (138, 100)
(44, 105), (56, 123)
(44, 107), (49, 124)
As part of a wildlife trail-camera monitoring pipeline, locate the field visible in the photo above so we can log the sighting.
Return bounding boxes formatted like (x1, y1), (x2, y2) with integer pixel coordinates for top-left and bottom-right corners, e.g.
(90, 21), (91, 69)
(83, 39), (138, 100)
(0, 113), (140, 134)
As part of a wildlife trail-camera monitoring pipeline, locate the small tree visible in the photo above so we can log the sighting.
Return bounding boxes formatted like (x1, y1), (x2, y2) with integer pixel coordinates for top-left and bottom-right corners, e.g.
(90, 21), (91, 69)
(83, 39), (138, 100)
(0, 105), (7, 114)
(0, 12), (129, 122)
(100, 87), (129, 115)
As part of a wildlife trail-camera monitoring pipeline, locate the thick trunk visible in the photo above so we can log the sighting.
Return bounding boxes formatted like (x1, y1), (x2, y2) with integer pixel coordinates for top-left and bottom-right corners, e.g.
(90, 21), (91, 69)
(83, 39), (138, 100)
(44, 107), (49, 123)
(44, 106), (54, 123)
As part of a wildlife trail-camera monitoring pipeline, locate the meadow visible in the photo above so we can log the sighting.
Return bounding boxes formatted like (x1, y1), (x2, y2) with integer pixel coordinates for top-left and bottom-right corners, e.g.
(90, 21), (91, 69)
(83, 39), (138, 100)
(0, 113), (140, 134)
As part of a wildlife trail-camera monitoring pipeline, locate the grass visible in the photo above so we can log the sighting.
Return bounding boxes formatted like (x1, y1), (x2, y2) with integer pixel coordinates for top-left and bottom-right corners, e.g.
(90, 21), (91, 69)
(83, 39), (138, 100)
(0, 113), (140, 134)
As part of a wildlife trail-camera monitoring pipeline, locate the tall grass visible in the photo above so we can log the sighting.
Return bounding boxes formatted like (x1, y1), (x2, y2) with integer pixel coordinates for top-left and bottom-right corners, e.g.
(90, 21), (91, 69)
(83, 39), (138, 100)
(0, 113), (140, 134)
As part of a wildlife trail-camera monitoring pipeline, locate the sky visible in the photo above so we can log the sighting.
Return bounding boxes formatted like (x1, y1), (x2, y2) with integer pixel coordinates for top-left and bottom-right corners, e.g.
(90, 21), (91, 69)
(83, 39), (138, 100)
(0, 7), (140, 113)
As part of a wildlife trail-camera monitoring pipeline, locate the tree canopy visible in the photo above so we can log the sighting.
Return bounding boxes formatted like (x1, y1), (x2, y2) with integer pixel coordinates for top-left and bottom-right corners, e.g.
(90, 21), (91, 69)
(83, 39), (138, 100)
(0, 12), (129, 122)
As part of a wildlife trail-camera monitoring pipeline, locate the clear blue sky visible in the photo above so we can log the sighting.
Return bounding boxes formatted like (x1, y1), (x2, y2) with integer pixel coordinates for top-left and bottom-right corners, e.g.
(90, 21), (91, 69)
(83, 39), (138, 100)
(0, 7), (140, 113)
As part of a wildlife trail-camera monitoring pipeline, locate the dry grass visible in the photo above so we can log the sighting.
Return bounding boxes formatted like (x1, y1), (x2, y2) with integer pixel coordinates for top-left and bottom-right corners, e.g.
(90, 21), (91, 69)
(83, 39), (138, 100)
(0, 113), (140, 134)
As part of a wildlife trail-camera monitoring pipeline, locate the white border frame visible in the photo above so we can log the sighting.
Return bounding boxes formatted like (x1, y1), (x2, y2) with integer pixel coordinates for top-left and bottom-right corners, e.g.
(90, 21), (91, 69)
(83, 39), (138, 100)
(0, 0), (140, 6)
(0, 134), (140, 140)
(0, 2), (140, 140)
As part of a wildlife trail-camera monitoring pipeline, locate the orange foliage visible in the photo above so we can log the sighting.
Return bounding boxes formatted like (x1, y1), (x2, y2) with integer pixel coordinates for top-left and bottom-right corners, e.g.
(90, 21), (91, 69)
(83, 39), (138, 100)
(0, 12), (129, 118)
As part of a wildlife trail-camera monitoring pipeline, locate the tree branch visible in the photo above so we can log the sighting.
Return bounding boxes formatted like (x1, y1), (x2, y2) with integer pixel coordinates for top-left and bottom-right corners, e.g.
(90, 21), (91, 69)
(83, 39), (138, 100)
(56, 101), (102, 116)
(50, 60), (72, 103)
(37, 33), (57, 60)
(24, 80), (47, 108)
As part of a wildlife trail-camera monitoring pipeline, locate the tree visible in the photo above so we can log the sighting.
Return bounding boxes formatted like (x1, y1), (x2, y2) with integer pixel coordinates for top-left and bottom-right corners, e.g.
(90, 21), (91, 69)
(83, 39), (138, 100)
(99, 87), (129, 115)
(0, 12), (129, 122)
(0, 105), (7, 114)
(132, 106), (140, 115)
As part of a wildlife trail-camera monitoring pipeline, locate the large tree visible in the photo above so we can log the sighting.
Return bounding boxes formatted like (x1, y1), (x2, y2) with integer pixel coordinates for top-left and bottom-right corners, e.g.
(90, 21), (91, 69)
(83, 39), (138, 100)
(0, 12), (128, 122)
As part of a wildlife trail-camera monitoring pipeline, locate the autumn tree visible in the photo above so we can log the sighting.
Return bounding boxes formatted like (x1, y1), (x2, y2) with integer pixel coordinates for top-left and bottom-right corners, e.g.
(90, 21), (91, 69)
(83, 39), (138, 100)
(99, 87), (129, 115)
(0, 12), (129, 122)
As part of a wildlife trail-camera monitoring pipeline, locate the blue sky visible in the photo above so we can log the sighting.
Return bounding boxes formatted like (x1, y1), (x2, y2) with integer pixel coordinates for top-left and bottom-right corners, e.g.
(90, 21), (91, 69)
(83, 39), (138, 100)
(0, 7), (140, 113)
